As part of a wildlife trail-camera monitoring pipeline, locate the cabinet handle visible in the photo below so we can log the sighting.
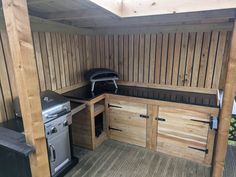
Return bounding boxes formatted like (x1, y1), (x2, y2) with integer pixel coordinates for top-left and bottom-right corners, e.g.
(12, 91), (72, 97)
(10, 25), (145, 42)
(190, 119), (210, 124)
(155, 117), (166, 121)
(109, 126), (122, 132)
(188, 146), (208, 154)
(140, 114), (149, 119)
(108, 104), (122, 109)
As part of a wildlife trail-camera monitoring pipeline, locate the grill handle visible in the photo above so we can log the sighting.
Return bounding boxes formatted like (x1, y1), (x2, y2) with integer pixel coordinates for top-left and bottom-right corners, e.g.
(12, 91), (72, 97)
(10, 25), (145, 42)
(47, 108), (69, 119)
(49, 145), (56, 162)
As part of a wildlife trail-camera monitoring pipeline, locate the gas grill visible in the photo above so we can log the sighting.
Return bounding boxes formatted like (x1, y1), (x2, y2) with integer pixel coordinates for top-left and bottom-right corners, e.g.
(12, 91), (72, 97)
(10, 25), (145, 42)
(41, 90), (72, 177)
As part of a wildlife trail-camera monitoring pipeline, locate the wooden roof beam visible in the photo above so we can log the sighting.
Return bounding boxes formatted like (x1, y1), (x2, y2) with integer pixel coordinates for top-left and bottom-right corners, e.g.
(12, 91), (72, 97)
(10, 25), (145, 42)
(89, 0), (236, 17)
(34, 8), (119, 21)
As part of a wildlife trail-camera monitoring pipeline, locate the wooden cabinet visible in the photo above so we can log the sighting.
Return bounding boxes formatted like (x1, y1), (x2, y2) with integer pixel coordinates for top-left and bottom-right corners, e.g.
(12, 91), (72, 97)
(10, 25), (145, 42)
(107, 98), (148, 147)
(71, 93), (218, 165)
(156, 106), (215, 165)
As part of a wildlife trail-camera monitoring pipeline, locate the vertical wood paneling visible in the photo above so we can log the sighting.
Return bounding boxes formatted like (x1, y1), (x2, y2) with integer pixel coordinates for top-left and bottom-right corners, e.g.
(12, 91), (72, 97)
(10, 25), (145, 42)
(139, 34), (145, 83)
(128, 35), (134, 82)
(155, 33), (163, 84)
(149, 34), (156, 84)
(212, 31), (227, 89)
(160, 33), (168, 84)
(185, 32), (196, 87)
(166, 33), (175, 85)
(93, 30), (230, 90)
(178, 32), (188, 86)
(172, 32), (182, 86)
(133, 34), (139, 82)
(123, 34), (129, 81)
(144, 34), (151, 83)
(198, 32), (211, 88)
(191, 32), (203, 87)
(0, 31), (92, 122)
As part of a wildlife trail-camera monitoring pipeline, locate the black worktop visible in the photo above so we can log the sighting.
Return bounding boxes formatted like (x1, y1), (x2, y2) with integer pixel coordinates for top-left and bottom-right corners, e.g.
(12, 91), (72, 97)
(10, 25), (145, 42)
(0, 118), (34, 156)
(63, 83), (218, 108)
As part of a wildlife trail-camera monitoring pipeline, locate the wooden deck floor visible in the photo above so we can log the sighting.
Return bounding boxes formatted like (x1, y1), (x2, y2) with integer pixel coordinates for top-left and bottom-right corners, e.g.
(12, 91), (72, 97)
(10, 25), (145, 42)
(65, 140), (211, 177)
(224, 145), (236, 177)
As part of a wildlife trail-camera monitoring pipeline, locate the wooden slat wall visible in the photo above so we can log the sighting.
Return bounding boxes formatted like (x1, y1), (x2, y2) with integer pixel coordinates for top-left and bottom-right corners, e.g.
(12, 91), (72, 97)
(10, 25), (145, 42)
(92, 30), (231, 90)
(0, 31), (92, 122)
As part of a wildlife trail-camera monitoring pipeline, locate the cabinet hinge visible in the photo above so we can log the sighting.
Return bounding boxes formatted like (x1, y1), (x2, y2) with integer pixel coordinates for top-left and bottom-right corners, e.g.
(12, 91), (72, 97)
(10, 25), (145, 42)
(140, 114), (149, 119)
(108, 104), (122, 109)
(188, 146), (208, 154)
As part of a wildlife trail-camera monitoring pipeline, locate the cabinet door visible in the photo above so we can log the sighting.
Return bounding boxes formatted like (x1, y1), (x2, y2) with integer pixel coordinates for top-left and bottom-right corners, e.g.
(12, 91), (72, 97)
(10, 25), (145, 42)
(108, 99), (147, 147)
(157, 107), (214, 165)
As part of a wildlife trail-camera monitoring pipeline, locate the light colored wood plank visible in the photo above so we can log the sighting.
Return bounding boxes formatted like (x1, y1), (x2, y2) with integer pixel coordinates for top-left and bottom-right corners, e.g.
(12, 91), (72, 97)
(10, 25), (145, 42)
(205, 31), (219, 88)
(185, 32), (197, 87)
(51, 32), (62, 89)
(155, 33), (162, 84)
(39, 32), (52, 89)
(118, 35), (124, 80)
(56, 33), (66, 87)
(123, 34), (129, 81)
(166, 33), (175, 85)
(128, 34), (134, 82)
(143, 34), (151, 83)
(212, 20), (236, 177)
(198, 32), (211, 88)
(178, 32), (188, 86)
(133, 34), (139, 82)
(160, 33), (168, 84)
(2, 0), (50, 176)
(0, 34), (14, 120)
(32, 32), (46, 91)
(172, 32), (181, 86)
(212, 31), (227, 89)
(138, 34), (145, 83)
(114, 34), (119, 73)
(149, 34), (156, 84)
(191, 32), (204, 87)
(0, 31), (18, 99)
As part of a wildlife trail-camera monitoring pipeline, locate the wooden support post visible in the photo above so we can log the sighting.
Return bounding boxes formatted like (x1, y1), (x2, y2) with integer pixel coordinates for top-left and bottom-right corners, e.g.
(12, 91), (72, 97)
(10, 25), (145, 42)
(212, 19), (236, 177)
(2, 0), (50, 177)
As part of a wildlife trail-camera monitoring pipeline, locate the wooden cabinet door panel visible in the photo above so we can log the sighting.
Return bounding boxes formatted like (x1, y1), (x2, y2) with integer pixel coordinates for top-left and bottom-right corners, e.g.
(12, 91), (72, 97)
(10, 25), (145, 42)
(157, 134), (206, 163)
(108, 99), (147, 115)
(108, 101), (147, 147)
(158, 107), (210, 144)
(157, 106), (213, 165)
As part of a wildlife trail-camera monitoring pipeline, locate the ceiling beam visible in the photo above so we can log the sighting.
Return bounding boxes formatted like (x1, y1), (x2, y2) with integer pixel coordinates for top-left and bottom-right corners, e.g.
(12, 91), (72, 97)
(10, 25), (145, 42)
(70, 9), (236, 28)
(35, 8), (119, 20)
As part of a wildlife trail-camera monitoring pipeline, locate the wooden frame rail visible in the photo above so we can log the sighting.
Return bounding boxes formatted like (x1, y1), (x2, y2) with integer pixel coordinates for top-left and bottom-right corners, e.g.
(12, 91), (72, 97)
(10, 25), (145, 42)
(2, 0), (50, 176)
(212, 19), (236, 177)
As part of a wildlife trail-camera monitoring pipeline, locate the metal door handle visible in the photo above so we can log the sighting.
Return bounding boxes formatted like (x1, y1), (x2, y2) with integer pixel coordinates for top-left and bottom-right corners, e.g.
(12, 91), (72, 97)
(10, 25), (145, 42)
(139, 114), (149, 119)
(109, 126), (122, 132)
(108, 104), (122, 109)
(188, 146), (208, 154)
(155, 117), (166, 121)
(49, 145), (56, 162)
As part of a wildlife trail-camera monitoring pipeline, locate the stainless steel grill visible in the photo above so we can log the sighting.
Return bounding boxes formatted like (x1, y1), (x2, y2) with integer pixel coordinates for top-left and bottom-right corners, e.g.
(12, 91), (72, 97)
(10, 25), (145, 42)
(41, 90), (72, 177)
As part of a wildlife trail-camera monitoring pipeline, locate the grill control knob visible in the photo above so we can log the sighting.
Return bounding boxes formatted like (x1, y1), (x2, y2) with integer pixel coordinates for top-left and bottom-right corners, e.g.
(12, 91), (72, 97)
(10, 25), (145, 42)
(50, 127), (57, 134)
(63, 120), (68, 127)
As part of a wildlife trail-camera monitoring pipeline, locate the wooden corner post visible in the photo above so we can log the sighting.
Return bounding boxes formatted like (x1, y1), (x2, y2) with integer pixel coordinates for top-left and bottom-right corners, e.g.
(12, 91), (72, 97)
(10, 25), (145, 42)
(2, 0), (50, 177)
(212, 19), (236, 177)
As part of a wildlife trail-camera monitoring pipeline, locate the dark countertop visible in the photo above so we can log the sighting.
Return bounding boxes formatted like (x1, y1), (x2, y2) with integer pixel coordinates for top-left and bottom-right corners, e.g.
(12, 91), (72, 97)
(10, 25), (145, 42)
(63, 83), (219, 108)
(0, 118), (34, 156)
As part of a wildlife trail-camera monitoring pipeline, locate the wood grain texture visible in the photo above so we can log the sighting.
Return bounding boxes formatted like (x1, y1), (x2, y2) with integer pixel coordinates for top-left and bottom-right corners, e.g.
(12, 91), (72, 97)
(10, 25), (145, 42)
(2, 0), (50, 176)
(93, 30), (230, 90)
